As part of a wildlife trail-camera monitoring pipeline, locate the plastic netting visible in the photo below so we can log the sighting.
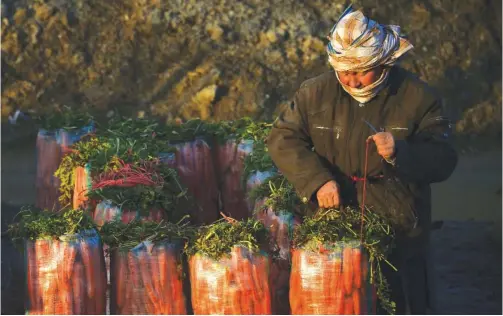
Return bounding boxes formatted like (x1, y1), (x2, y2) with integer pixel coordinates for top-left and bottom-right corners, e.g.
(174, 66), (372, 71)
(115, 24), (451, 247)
(289, 240), (377, 315)
(189, 247), (272, 315)
(215, 139), (253, 220)
(24, 229), (107, 315)
(166, 139), (220, 225)
(110, 240), (187, 315)
(93, 200), (165, 227)
(254, 206), (299, 315)
(35, 130), (62, 211)
(93, 200), (165, 285)
(35, 125), (94, 211)
(73, 164), (92, 210)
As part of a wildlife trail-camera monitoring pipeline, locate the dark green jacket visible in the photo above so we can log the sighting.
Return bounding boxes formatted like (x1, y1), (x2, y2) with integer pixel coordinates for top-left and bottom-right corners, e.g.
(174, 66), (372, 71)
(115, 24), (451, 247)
(267, 66), (458, 242)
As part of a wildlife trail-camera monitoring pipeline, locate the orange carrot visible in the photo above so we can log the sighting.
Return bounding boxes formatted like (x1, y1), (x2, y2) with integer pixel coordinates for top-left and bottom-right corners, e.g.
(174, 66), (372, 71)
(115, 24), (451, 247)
(343, 296), (354, 315)
(72, 261), (86, 314)
(352, 247), (363, 289)
(91, 242), (106, 315)
(353, 288), (362, 314)
(342, 246), (354, 295)
(333, 286), (346, 315)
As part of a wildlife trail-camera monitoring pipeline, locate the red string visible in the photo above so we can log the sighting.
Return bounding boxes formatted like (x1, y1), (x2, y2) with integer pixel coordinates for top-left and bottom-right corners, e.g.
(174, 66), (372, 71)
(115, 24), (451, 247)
(360, 138), (372, 241)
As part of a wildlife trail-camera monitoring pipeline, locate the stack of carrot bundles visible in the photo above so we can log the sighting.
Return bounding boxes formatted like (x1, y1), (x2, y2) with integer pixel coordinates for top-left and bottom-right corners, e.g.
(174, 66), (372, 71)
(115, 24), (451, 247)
(35, 110), (94, 211)
(290, 207), (397, 315)
(100, 219), (193, 315)
(247, 174), (301, 315)
(186, 215), (272, 315)
(7, 207), (107, 315)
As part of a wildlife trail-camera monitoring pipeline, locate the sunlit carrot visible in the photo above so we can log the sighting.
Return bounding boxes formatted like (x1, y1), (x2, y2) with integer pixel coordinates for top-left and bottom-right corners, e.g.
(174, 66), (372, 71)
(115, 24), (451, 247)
(352, 247), (363, 289)
(72, 261), (86, 314)
(342, 246), (354, 295)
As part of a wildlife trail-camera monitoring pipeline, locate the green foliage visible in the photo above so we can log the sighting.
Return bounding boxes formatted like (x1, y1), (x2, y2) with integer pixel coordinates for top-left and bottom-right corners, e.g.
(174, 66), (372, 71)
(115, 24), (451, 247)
(100, 218), (194, 252)
(7, 206), (96, 245)
(36, 106), (94, 131)
(248, 174), (301, 215)
(185, 218), (269, 260)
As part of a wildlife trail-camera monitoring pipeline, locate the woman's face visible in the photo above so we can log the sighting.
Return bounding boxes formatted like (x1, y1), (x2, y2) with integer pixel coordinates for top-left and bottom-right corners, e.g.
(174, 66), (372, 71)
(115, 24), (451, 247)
(336, 66), (384, 88)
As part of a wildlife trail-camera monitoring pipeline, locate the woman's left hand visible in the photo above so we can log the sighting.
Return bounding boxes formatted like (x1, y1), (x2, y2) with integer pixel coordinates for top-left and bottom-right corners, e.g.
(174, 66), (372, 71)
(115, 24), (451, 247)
(370, 132), (395, 159)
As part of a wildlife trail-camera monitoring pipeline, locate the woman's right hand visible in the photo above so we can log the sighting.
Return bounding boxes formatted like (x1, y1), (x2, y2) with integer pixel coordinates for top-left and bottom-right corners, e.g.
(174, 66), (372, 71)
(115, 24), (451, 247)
(316, 180), (340, 208)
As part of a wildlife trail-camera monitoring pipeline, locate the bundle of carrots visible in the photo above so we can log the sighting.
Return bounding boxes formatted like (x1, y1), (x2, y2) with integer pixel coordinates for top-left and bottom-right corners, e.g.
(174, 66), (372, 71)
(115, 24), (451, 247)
(290, 242), (375, 314)
(214, 139), (253, 220)
(35, 131), (63, 211)
(189, 247), (271, 315)
(186, 216), (272, 315)
(101, 220), (192, 315)
(7, 208), (106, 315)
(292, 207), (397, 315)
(248, 175), (302, 314)
(170, 139), (220, 225)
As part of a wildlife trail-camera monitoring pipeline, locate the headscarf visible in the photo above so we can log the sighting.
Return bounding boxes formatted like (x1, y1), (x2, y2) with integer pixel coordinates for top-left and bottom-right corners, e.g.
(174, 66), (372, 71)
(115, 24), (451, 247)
(326, 5), (414, 103)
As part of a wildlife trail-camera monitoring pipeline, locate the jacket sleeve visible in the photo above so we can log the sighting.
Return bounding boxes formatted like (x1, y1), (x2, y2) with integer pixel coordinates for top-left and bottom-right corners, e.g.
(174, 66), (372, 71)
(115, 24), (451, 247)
(266, 91), (334, 202)
(391, 98), (458, 184)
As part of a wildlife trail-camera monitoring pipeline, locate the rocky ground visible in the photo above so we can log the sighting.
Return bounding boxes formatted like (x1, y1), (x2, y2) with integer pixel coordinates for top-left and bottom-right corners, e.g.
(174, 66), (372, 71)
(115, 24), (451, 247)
(1, 0), (502, 136)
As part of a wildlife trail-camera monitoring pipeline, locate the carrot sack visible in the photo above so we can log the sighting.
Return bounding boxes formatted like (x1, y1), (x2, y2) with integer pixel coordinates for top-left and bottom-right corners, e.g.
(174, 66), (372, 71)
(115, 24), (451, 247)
(36, 121), (94, 211)
(7, 208), (106, 315)
(214, 139), (253, 220)
(169, 139), (220, 225)
(186, 217), (272, 315)
(101, 220), (192, 315)
(292, 207), (397, 315)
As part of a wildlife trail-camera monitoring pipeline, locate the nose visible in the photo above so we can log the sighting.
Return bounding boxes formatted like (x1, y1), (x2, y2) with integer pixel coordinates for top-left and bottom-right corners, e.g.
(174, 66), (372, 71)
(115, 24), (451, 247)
(348, 78), (361, 88)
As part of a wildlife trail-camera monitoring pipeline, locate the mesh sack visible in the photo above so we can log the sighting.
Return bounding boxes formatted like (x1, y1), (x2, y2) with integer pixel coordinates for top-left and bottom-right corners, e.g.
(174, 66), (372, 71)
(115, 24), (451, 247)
(110, 240), (187, 315)
(35, 124), (94, 211)
(93, 200), (166, 284)
(254, 207), (298, 315)
(290, 240), (376, 315)
(215, 139), (253, 220)
(189, 246), (272, 315)
(25, 229), (107, 315)
(35, 130), (62, 211)
(169, 139), (220, 224)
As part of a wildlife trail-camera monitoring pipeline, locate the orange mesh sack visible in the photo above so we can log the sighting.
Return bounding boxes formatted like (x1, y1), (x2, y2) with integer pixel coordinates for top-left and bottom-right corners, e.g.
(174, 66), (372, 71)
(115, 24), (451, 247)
(24, 229), (107, 315)
(35, 130), (62, 211)
(110, 241), (187, 315)
(171, 139), (220, 224)
(215, 139), (253, 220)
(290, 241), (376, 315)
(189, 247), (272, 315)
(254, 208), (298, 315)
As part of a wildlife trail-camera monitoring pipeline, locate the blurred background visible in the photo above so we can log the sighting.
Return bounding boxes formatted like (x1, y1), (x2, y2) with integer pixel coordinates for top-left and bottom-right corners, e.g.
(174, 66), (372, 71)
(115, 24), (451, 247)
(1, 0), (501, 314)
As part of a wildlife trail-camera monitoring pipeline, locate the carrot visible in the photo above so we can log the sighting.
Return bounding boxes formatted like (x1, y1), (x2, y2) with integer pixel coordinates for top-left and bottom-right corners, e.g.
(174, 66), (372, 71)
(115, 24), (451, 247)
(137, 250), (160, 314)
(353, 287), (362, 315)
(91, 241), (106, 315)
(36, 240), (55, 315)
(352, 247), (363, 289)
(362, 252), (369, 282)
(259, 256), (272, 315)
(79, 240), (95, 300)
(113, 252), (126, 312)
(343, 296), (354, 315)
(26, 241), (42, 314)
(342, 246), (354, 295)
(289, 250), (302, 314)
(72, 261), (86, 315)
(157, 247), (169, 314)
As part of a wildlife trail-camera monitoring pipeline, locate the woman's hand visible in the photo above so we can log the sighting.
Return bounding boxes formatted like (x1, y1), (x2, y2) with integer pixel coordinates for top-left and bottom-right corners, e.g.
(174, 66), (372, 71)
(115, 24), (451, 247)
(371, 132), (395, 160)
(316, 180), (340, 208)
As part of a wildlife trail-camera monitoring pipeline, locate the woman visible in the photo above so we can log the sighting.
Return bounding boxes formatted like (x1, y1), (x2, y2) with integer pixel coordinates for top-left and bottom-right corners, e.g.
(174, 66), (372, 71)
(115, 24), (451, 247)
(267, 5), (458, 314)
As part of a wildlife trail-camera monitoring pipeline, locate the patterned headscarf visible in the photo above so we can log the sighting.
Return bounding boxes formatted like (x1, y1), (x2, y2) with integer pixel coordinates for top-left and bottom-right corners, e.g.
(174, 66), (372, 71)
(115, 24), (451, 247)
(327, 5), (413, 103)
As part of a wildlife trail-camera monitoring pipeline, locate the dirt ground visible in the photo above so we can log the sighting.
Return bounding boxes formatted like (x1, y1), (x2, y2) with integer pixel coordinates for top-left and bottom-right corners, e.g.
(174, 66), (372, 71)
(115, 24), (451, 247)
(1, 137), (501, 314)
